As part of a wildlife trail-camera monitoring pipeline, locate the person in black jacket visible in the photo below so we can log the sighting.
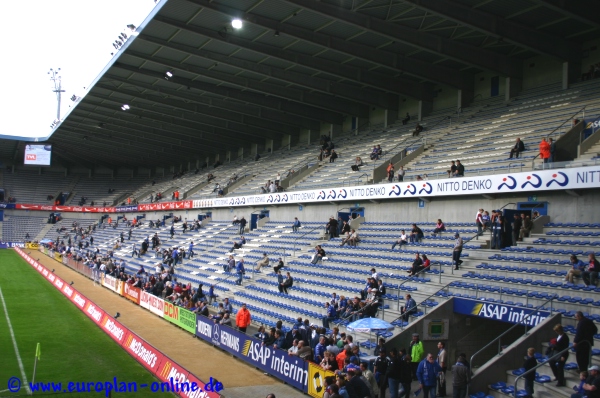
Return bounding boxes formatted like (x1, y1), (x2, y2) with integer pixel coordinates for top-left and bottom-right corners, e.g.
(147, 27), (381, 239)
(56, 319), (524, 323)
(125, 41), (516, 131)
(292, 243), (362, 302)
(386, 348), (403, 398)
(574, 311), (598, 372)
(523, 347), (537, 398)
(509, 138), (526, 158)
(549, 324), (569, 387)
(512, 214), (522, 246)
(347, 367), (371, 398)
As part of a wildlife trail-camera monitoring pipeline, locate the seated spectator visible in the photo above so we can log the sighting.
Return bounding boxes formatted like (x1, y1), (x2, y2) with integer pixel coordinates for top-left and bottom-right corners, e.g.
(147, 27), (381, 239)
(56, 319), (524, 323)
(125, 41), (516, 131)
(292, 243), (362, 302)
(402, 112), (410, 125)
(229, 236), (246, 253)
(351, 157), (364, 172)
(565, 255), (587, 283)
(412, 123), (423, 137)
(518, 216), (533, 240)
(375, 145), (382, 159)
(288, 339), (300, 355)
(369, 146), (379, 160)
(255, 253), (270, 272)
(509, 138), (525, 158)
(329, 149), (338, 163)
(409, 224), (424, 243)
(224, 254), (235, 272)
(408, 253), (424, 276)
(340, 229), (359, 247)
(447, 161), (457, 177)
(432, 219), (446, 237)
(391, 230), (408, 250)
(582, 253), (600, 286)
(295, 340), (313, 361)
(453, 160), (465, 177)
(254, 326), (268, 342)
(311, 245), (326, 264)
(220, 312), (232, 326)
(416, 175), (423, 181)
(278, 272), (294, 294)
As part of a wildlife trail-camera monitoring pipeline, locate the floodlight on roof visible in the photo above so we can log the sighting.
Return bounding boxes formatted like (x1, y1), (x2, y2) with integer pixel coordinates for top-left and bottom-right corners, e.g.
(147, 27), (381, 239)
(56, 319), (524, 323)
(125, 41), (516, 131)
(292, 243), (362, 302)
(231, 19), (243, 29)
(121, 104), (130, 111)
(165, 70), (174, 80)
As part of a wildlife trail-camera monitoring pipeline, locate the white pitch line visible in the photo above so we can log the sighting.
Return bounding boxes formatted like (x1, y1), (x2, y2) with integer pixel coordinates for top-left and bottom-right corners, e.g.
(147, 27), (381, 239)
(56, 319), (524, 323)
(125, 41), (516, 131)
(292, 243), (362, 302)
(0, 286), (31, 394)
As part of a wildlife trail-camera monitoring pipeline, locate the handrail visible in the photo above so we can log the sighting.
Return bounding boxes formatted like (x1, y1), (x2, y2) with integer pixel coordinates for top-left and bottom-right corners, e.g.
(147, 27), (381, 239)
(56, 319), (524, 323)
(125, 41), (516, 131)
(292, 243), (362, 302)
(389, 279), (453, 328)
(469, 293), (558, 371)
(531, 105), (587, 169)
(513, 340), (592, 396)
(356, 173), (369, 185)
(292, 225), (325, 257)
(376, 135), (424, 167)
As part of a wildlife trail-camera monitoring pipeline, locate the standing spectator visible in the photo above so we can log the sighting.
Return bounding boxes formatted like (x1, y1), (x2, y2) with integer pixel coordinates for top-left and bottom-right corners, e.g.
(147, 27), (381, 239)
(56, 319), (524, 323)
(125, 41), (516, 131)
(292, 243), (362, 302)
(416, 353), (442, 398)
(322, 302), (337, 329)
(326, 217), (339, 240)
(539, 137), (551, 164)
(235, 258), (245, 286)
(574, 311), (598, 372)
(374, 349), (389, 398)
(235, 303), (251, 333)
(523, 347), (537, 398)
(451, 355), (470, 398)
(437, 342), (447, 397)
(386, 348), (403, 398)
(549, 324), (569, 387)
(386, 161), (395, 182)
(239, 216), (247, 234)
(292, 217), (301, 233)
(447, 161), (457, 177)
(475, 209), (484, 236)
(491, 210), (501, 249)
(583, 253), (600, 286)
(453, 233), (463, 270)
(410, 334), (424, 380)
(512, 214), (523, 246)
(519, 215), (533, 241)
(509, 138), (525, 158)
(397, 165), (405, 182)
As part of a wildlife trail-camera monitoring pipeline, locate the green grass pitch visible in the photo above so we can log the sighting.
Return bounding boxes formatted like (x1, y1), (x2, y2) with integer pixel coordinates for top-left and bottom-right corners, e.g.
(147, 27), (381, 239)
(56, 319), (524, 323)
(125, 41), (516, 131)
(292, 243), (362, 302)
(0, 250), (174, 397)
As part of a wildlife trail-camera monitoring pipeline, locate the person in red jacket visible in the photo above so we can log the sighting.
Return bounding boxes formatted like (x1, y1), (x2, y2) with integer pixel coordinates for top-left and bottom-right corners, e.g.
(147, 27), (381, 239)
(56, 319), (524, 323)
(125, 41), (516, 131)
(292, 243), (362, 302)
(235, 303), (251, 333)
(539, 137), (551, 164)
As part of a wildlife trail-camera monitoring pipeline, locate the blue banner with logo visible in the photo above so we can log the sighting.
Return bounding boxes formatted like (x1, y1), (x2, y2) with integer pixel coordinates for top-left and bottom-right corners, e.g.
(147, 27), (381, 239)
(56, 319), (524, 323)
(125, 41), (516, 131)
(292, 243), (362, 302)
(0, 203), (15, 209)
(115, 205), (138, 213)
(453, 298), (550, 327)
(0, 241), (25, 249)
(583, 118), (600, 140)
(195, 315), (308, 391)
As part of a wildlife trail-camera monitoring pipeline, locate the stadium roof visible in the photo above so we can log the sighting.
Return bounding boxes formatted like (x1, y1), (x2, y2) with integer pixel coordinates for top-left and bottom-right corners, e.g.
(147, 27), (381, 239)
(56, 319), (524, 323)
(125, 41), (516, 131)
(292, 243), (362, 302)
(3, 0), (600, 169)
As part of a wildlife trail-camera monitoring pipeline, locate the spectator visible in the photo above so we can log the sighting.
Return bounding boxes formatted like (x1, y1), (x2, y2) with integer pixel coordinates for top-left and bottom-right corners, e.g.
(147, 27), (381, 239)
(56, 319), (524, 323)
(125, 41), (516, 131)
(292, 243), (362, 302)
(582, 253), (600, 286)
(329, 149), (338, 163)
(512, 214), (523, 246)
(549, 324), (569, 387)
(326, 217), (339, 240)
(401, 295), (417, 322)
(453, 233), (463, 270)
(351, 156), (363, 171)
(565, 255), (587, 283)
(397, 165), (405, 182)
(386, 161), (395, 182)
(322, 302), (337, 329)
(574, 311), (598, 372)
(453, 160), (464, 177)
(239, 216), (247, 234)
(340, 229), (359, 247)
(475, 209), (484, 236)
(278, 272), (294, 294)
(273, 257), (284, 274)
(229, 236), (246, 253)
(292, 217), (301, 233)
(519, 215), (533, 240)
(235, 258), (245, 286)
(391, 230), (408, 250)
(539, 137), (551, 164)
(235, 303), (251, 333)
(232, 215), (239, 225)
(255, 252), (269, 272)
(407, 253), (423, 277)
(432, 219), (445, 237)
(409, 223), (423, 243)
(523, 347), (537, 398)
(412, 123), (423, 137)
(417, 353), (442, 397)
(481, 211), (491, 232)
(509, 138), (525, 158)
(447, 160), (457, 177)
(402, 112), (410, 125)
(451, 355), (470, 398)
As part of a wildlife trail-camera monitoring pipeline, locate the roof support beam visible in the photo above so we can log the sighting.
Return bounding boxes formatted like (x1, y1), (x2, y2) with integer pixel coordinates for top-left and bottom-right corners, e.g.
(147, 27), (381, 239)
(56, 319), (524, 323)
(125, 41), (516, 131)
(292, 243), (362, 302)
(95, 84), (299, 135)
(279, 0), (522, 77)
(137, 35), (398, 109)
(86, 91), (292, 138)
(401, 0), (580, 60)
(112, 63), (345, 124)
(155, 13), (440, 95)
(534, 0), (600, 28)
(101, 75), (319, 130)
(122, 50), (369, 117)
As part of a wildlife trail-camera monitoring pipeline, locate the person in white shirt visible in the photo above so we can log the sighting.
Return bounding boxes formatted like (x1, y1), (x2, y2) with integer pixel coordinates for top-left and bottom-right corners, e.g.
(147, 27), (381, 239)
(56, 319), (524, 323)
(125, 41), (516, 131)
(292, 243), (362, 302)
(391, 230), (408, 250)
(269, 182), (277, 193)
(288, 339), (299, 355)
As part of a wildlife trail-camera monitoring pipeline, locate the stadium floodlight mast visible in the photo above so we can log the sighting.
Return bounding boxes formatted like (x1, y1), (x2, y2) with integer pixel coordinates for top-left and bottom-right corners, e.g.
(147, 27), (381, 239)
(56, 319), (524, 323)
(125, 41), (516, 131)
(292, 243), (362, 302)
(48, 68), (65, 122)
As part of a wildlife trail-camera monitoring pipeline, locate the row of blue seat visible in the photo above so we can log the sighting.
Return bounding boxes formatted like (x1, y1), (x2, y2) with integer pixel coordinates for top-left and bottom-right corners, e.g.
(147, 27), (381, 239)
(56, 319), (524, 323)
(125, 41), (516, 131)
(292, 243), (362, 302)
(488, 254), (569, 265)
(476, 263), (565, 276)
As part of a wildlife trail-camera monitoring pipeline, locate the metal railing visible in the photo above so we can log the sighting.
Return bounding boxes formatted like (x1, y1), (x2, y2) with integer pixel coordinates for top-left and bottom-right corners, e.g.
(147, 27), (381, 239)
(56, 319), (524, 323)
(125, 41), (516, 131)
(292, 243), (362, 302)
(292, 225), (325, 257)
(531, 105), (587, 169)
(469, 294), (559, 373)
(513, 340), (591, 396)
(389, 281), (453, 329)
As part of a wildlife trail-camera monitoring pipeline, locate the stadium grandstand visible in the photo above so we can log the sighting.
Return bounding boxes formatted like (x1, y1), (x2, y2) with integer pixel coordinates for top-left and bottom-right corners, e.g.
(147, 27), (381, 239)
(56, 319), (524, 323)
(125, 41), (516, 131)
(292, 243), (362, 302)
(2, 0), (600, 397)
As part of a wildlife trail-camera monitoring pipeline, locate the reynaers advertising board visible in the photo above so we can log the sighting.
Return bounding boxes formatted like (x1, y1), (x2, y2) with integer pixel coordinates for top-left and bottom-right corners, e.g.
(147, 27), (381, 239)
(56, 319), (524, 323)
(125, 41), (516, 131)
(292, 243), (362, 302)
(195, 315), (308, 391)
(453, 298), (550, 326)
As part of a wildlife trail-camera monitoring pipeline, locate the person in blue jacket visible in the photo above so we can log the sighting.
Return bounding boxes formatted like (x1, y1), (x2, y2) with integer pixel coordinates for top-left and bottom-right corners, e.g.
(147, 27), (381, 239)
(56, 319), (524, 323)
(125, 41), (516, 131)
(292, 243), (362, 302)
(416, 353), (443, 398)
(235, 258), (245, 285)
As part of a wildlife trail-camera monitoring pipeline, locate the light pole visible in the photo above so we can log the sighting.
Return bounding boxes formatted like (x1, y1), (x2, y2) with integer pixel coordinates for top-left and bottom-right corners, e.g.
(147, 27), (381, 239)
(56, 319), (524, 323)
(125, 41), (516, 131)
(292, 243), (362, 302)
(48, 68), (65, 121)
